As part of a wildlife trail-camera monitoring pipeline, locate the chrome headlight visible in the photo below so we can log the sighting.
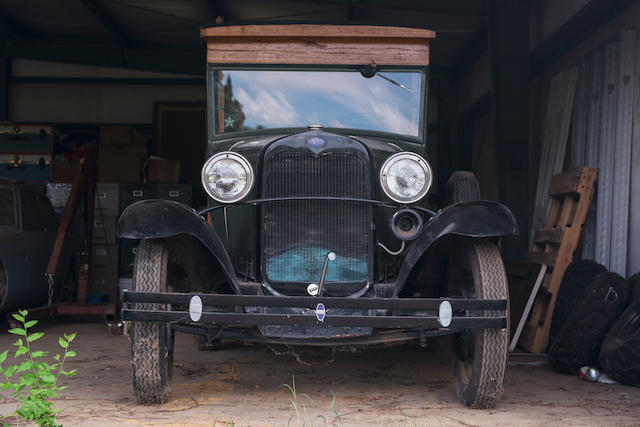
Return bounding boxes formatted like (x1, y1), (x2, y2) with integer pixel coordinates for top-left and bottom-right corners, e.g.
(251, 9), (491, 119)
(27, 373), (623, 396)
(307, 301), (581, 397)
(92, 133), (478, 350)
(201, 152), (254, 203)
(380, 152), (432, 203)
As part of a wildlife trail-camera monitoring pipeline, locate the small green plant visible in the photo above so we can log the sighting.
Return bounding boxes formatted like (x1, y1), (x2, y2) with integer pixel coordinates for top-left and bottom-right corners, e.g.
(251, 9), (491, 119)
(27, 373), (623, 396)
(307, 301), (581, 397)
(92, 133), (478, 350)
(212, 415), (235, 426)
(0, 309), (77, 427)
(283, 374), (337, 426)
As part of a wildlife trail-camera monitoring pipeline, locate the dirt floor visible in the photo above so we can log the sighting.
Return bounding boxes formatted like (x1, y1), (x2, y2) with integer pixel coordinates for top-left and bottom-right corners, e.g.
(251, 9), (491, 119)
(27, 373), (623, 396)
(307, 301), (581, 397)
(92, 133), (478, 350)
(0, 319), (638, 426)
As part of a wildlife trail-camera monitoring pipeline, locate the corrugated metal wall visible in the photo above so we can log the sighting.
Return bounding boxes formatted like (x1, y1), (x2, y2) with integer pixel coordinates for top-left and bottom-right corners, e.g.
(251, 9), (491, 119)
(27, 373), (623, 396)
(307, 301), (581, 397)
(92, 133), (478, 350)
(570, 29), (639, 277)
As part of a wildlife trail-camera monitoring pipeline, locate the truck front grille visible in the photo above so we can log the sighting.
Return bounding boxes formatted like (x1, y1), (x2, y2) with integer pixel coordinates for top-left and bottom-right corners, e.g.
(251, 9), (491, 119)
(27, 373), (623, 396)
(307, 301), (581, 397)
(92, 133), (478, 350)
(263, 150), (371, 285)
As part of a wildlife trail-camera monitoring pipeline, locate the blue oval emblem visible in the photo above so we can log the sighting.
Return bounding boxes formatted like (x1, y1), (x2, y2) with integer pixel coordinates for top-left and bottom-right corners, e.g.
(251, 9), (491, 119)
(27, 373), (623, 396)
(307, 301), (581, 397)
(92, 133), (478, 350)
(315, 303), (326, 322)
(307, 137), (325, 147)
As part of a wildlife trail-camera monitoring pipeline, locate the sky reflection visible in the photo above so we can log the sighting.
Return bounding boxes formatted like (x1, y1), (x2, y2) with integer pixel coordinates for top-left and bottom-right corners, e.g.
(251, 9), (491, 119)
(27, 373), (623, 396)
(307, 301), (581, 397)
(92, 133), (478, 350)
(216, 70), (423, 137)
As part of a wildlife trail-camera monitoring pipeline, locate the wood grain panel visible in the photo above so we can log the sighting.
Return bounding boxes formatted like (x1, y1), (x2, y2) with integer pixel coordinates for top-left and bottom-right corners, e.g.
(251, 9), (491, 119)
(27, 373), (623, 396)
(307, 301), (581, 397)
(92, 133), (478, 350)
(201, 25), (435, 66)
(201, 24), (436, 39)
(206, 37), (430, 65)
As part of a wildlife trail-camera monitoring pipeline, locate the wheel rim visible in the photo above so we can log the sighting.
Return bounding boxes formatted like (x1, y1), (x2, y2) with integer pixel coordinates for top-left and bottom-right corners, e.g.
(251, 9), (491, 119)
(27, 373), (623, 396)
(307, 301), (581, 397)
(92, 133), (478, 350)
(453, 248), (478, 382)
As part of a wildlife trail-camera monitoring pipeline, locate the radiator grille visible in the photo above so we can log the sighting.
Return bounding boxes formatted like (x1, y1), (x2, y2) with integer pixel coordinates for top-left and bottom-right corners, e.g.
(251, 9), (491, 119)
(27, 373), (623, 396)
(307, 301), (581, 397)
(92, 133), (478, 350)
(263, 151), (371, 283)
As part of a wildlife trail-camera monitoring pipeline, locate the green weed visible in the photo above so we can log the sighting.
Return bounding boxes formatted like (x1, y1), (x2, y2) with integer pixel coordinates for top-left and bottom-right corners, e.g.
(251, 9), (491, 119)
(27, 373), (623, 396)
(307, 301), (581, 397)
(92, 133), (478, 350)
(283, 374), (337, 426)
(0, 309), (77, 426)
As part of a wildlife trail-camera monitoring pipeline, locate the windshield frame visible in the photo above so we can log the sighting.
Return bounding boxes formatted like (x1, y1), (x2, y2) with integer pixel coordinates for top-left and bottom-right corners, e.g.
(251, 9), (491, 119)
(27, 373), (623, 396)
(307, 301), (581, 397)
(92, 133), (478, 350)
(207, 64), (429, 144)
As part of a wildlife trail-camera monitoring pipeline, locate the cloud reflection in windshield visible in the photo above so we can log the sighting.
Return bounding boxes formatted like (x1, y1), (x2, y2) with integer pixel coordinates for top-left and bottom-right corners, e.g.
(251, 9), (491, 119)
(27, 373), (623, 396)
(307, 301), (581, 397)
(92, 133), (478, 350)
(219, 70), (422, 137)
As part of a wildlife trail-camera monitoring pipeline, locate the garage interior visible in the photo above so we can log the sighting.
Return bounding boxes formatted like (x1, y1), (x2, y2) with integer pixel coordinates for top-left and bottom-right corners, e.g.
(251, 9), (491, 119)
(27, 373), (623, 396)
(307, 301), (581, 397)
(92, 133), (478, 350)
(1, 0), (640, 425)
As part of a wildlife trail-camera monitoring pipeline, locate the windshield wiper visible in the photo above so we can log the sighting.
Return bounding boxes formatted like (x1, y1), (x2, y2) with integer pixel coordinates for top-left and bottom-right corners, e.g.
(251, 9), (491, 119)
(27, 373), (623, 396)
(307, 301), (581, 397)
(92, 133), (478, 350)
(376, 73), (414, 93)
(358, 64), (414, 93)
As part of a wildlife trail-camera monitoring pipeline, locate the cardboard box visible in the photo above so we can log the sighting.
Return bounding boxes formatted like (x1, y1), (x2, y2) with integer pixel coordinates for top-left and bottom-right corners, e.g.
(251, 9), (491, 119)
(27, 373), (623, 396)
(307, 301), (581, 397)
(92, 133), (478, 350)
(99, 126), (146, 146)
(145, 156), (181, 183)
(98, 144), (146, 183)
(52, 151), (83, 182)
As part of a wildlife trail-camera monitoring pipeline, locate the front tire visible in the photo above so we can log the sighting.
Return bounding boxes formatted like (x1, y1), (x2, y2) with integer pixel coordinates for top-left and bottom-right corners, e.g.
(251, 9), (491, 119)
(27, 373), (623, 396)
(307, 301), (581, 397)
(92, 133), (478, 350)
(451, 241), (508, 408)
(130, 239), (173, 404)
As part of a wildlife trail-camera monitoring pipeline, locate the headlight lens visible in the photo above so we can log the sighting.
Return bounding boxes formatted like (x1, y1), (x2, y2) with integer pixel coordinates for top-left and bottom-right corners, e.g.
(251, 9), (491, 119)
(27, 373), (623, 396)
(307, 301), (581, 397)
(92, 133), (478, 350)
(380, 152), (432, 203)
(201, 152), (254, 203)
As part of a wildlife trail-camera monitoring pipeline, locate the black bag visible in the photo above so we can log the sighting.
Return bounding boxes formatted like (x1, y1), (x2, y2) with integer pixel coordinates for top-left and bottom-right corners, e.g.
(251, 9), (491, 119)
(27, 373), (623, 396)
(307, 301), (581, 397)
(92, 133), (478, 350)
(599, 274), (640, 386)
(549, 260), (607, 346)
(548, 272), (631, 374)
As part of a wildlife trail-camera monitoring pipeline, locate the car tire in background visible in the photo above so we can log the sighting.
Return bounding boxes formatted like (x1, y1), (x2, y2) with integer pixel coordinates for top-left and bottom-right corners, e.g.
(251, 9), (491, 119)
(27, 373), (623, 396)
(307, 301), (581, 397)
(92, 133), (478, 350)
(549, 260), (607, 346)
(130, 239), (173, 404)
(548, 272), (631, 374)
(451, 241), (509, 408)
(446, 171), (481, 204)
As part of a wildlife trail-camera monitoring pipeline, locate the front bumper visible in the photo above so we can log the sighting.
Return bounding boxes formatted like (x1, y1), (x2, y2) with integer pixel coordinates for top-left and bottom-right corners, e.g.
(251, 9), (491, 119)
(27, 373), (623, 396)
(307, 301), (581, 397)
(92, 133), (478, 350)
(121, 292), (507, 332)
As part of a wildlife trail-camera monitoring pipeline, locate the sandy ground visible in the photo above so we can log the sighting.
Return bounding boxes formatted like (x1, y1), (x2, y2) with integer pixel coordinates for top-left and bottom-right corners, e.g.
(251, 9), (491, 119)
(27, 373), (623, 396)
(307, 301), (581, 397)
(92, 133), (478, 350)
(0, 319), (638, 426)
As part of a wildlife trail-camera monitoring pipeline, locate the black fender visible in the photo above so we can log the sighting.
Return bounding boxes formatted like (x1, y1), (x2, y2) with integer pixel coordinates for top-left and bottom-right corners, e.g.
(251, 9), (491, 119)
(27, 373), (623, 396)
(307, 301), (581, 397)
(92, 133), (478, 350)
(394, 200), (518, 295)
(116, 199), (241, 293)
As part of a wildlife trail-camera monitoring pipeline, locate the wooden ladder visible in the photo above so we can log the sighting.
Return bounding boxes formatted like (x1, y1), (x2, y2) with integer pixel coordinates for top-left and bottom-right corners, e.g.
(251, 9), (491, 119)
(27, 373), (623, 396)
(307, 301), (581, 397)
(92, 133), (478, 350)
(518, 166), (598, 353)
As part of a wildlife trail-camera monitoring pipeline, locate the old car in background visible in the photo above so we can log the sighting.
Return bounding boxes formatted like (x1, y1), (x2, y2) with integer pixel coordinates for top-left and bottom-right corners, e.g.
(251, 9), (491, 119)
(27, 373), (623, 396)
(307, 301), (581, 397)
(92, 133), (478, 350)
(0, 180), (58, 313)
(118, 24), (517, 408)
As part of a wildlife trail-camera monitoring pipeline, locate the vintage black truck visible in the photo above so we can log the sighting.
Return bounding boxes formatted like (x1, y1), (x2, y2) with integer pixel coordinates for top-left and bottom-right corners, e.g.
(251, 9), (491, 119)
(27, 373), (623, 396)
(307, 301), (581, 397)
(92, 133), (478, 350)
(118, 24), (517, 408)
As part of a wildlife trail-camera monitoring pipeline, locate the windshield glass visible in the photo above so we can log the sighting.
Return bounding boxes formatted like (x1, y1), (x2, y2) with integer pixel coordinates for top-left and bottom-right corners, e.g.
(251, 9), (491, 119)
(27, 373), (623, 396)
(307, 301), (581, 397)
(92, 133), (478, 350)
(0, 189), (16, 228)
(211, 68), (424, 138)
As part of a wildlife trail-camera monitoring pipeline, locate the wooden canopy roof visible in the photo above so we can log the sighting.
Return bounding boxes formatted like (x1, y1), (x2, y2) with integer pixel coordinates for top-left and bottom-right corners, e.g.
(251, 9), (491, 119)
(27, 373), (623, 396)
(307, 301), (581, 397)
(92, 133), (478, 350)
(200, 24), (436, 66)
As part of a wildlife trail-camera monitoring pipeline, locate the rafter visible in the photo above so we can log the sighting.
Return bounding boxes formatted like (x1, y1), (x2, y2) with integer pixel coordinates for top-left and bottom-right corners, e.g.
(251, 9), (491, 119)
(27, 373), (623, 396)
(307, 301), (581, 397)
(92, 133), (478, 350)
(286, 0), (487, 17)
(5, 35), (203, 75)
(80, 0), (130, 47)
(0, 8), (33, 40)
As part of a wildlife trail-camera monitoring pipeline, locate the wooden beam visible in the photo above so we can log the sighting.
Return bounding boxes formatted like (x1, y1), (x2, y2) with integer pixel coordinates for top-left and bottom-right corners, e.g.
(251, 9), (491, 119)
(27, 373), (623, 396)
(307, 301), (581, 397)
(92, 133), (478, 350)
(79, 0), (131, 47)
(488, 0), (529, 259)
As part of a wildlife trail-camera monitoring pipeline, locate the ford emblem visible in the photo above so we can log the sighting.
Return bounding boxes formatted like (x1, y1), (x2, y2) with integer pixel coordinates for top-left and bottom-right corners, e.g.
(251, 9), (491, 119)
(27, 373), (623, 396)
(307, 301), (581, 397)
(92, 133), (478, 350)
(307, 137), (325, 147)
(315, 303), (326, 322)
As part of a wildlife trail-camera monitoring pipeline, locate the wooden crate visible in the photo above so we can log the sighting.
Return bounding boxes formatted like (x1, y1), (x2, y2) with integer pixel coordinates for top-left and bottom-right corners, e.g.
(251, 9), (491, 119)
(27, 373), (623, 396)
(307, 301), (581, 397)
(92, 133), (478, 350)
(518, 167), (598, 353)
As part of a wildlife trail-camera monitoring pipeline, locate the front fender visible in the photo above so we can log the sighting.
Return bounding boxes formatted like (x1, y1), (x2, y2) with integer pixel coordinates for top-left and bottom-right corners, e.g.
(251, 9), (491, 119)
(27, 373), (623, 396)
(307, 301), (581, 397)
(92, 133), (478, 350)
(116, 199), (240, 293)
(395, 201), (518, 294)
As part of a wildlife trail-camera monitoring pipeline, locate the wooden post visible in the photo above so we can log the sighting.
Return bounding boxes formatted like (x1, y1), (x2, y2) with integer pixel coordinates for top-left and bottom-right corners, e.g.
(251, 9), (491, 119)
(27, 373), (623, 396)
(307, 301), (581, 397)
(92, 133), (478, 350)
(488, 0), (530, 259)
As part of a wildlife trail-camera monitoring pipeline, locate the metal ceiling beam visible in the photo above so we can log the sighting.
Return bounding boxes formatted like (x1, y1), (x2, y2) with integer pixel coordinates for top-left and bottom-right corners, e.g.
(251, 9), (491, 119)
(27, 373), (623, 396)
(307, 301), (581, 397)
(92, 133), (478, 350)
(0, 9), (33, 40)
(5, 35), (204, 76)
(79, 0), (131, 47)
(285, 0), (487, 17)
(530, 0), (639, 76)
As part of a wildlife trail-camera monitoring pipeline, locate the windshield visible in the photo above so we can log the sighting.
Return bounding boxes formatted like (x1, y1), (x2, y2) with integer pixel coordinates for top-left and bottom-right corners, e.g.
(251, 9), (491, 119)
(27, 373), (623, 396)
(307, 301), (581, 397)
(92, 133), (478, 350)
(0, 189), (16, 228)
(210, 68), (425, 138)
